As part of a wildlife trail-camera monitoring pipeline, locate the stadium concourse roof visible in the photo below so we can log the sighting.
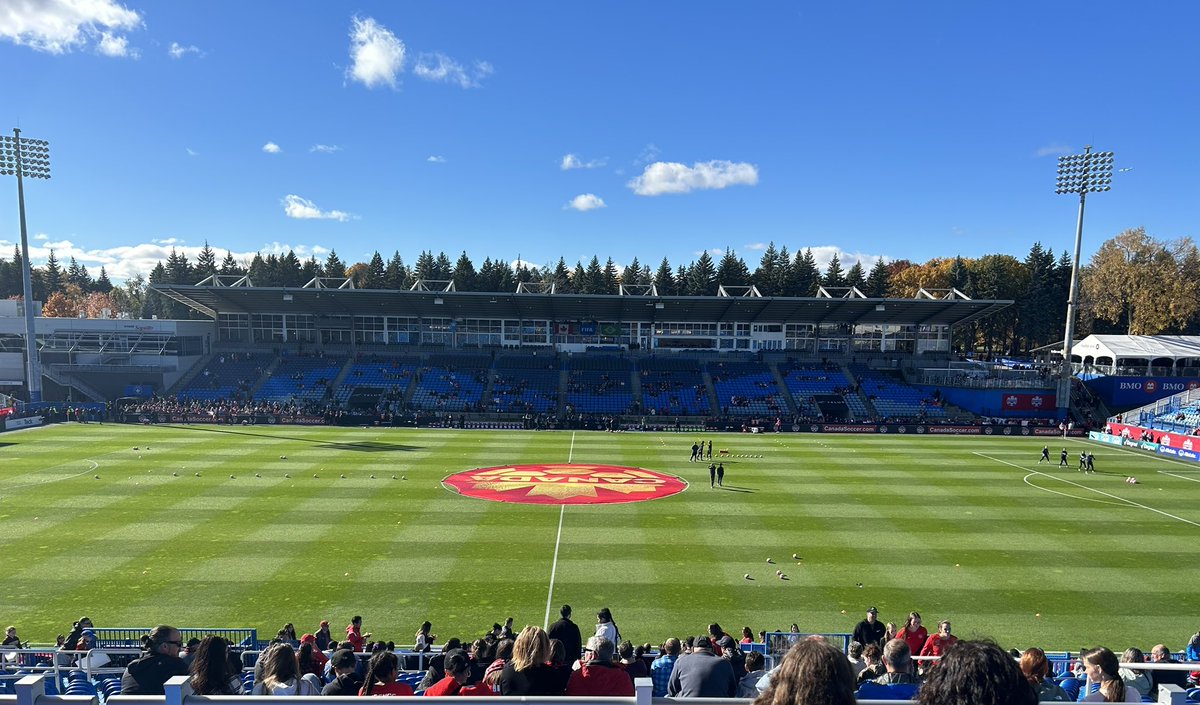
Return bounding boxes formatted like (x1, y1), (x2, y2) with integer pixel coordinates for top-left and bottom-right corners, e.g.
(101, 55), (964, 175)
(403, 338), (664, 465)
(153, 282), (1012, 327)
(1072, 334), (1200, 361)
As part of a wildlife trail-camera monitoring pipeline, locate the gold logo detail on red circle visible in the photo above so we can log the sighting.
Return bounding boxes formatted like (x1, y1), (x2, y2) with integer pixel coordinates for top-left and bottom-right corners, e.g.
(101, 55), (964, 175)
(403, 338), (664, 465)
(442, 464), (687, 505)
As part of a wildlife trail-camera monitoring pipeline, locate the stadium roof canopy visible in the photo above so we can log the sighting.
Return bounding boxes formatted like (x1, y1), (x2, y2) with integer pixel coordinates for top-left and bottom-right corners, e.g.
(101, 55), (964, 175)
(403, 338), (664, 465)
(153, 282), (1012, 327)
(1071, 334), (1200, 362)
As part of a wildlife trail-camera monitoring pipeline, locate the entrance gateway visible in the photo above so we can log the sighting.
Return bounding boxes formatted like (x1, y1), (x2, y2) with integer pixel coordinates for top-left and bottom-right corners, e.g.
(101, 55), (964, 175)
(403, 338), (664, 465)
(442, 464), (687, 505)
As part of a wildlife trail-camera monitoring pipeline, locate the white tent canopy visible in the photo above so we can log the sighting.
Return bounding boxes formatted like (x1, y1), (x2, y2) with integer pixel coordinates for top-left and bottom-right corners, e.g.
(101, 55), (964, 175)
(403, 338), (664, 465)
(1071, 334), (1200, 374)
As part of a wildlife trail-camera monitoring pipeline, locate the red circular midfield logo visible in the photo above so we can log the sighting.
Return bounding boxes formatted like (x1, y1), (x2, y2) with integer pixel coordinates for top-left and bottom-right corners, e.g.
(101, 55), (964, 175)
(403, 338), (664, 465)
(442, 464), (687, 505)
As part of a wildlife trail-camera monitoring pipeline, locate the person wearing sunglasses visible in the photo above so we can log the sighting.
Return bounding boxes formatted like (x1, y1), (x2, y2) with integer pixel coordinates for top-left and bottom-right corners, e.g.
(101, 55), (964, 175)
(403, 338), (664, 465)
(120, 625), (190, 695)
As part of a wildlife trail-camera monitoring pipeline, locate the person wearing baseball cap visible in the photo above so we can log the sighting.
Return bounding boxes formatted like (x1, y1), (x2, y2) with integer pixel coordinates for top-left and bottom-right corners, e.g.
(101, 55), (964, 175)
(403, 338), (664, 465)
(315, 621), (333, 651)
(853, 607), (886, 649)
(666, 635), (738, 697)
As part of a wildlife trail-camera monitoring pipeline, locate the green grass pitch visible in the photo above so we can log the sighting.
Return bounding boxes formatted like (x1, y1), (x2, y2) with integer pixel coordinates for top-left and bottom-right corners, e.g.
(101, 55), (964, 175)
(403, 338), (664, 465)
(1, 423), (1198, 651)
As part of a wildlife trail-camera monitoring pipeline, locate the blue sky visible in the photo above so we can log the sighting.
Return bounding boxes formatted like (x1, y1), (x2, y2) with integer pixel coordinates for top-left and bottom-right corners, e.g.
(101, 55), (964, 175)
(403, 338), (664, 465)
(1, 0), (1197, 282)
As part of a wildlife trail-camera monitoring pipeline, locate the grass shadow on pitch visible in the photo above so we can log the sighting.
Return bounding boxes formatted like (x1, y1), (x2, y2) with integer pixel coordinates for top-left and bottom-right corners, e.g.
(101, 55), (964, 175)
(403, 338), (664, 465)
(157, 425), (421, 453)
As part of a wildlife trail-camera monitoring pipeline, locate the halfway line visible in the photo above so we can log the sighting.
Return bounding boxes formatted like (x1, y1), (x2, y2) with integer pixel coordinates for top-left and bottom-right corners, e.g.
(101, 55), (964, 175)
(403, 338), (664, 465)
(544, 431), (575, 628)
(974, 452), (1200, 529)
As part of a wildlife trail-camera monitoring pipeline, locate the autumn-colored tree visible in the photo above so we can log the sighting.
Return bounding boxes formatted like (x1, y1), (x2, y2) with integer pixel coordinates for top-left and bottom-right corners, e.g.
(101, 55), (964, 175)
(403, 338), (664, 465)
(42, 283), (86, 317)
(83, 291), (118, 318)
(1081, 228), (1200, 335)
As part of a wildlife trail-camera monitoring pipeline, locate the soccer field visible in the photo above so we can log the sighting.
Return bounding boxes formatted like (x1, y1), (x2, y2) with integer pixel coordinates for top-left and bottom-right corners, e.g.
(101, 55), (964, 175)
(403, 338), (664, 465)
(1, 423), (1198, 651)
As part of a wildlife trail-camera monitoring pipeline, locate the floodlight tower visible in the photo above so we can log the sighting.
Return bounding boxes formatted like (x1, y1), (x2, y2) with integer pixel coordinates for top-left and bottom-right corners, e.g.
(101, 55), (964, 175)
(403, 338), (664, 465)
(0, 129), (52, 403)
(1055, 146), (1113, 420)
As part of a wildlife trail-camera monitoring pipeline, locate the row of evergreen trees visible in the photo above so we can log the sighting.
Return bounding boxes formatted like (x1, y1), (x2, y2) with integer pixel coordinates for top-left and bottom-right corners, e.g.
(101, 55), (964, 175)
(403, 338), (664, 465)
(2, 232), (1193, 355)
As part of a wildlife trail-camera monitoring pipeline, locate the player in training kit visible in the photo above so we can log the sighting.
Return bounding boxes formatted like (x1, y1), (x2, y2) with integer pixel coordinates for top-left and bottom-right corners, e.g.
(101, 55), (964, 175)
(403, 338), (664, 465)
(1085, 452), (1095, 472)
(1039, 446), (1050, 463)
(1059, 448), (1068, 467)
(709, 463), (717, 488)
(1078, 451), (1087, 471)
(716, 462), (725, 487)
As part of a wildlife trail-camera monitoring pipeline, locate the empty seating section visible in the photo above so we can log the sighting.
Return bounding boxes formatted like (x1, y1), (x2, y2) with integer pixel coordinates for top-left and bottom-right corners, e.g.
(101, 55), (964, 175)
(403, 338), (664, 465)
(410, 363), (488, 412)
(851, 364), (946, 418)
(708, 361), (786, 417)
(490, 355), (560, 413)
(1146, 401), (1200, 433)
(567, 358), (633, 414)
(640, 358), (710, 415)
(781, 362), (867, 417)
(177, 353), (268, 401)
(256, 355), (345, 402)
(336, 356), (420, 408)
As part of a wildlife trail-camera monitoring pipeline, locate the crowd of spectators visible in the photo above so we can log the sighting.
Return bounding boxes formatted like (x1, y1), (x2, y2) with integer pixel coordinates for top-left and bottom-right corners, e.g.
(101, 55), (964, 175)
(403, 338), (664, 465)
(6, 611), (1198, 701)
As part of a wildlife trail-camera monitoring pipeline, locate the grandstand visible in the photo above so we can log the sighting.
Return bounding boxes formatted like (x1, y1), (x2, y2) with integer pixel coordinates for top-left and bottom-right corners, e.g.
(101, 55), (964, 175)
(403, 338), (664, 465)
(708, 359), (788, 418)
(639, 357), (710, 416)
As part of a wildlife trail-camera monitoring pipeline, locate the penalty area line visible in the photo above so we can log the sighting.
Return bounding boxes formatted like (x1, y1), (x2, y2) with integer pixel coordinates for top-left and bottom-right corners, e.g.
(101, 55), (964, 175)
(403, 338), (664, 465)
(974, 452), (1200, 529)
(544, 431), (574, 629)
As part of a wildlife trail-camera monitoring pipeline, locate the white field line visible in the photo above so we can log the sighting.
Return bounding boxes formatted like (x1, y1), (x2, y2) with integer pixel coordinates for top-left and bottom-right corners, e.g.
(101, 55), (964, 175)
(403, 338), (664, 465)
(975, 452), (1200, 529)
(1067, 436), (1200, 470)
(1022, 474), (1125, 506)
(1159, 471), (1200, 483)
(544, 431), (575, 629)
(0, 459), (99, 493)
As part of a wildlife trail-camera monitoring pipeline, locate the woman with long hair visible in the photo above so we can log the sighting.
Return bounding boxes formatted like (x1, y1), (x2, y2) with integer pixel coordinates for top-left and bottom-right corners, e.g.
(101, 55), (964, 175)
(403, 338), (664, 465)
(360, 650), (414, 696)
(1082, 647), (1140, 702)
(916, 640), (1035, 705)
(296, 638), (327, 680)
(251, 643), (321, 695)
(415, 621), (435, 653)
(752, 638), (856, 705)
(595, 608), (619, 645)
(897, 612), (928, 655)
(1018, 647), (1069, 702)
(499, 625), (564, 696)
(189, 636), (242, 695)
(1118, 648), (1150, 698)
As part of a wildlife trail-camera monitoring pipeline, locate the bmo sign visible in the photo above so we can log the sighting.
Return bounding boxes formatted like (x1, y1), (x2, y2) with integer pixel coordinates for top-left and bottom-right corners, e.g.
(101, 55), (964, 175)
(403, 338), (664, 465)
(1090, 377), (1200, 407)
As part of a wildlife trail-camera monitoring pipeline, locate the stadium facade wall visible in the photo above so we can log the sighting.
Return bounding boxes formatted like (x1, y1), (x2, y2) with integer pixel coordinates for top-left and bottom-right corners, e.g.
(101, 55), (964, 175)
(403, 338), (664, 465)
(1083, 375), (1200, 409)
(916, 386), (1057, 418)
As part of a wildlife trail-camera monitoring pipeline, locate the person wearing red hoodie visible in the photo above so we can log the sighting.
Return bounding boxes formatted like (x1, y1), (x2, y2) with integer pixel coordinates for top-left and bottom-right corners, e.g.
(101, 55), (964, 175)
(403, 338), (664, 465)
(566, 637), (634, 697)
(346, 616), (371, 652)
(897, 612), (928, 656)
(423, 649), (473, 696)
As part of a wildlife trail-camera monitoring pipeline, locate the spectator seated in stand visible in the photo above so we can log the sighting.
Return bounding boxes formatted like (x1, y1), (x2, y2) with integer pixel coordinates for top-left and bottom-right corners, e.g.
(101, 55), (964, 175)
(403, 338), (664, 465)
(752, 638), (857, 705)
(916, 640), (1036, 705)
(856, 638), (921, 700)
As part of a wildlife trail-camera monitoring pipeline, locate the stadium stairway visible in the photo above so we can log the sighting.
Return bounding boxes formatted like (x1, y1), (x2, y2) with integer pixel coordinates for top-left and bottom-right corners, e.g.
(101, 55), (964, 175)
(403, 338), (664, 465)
(557, 368), (568, 415)
(166, 351), (214, 397)
(630, 363), (643, 407)
(839, 365), (880, 418)
(43, 364), (107, 402)
(247, 356), (281, 398)
(328, 357), (355, 394)
(768, 362), (800, 416)
(701, 366), (720, 412)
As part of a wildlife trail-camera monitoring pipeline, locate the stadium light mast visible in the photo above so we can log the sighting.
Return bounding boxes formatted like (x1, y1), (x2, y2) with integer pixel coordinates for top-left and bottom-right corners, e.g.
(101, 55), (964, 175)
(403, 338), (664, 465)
(1055, 145), (1113, 421)
(1, 129), (52, 403)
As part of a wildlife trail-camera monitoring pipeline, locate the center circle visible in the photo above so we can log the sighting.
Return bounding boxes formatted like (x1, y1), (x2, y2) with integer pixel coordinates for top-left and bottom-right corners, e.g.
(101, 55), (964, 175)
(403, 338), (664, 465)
(442, 464), (688, 505)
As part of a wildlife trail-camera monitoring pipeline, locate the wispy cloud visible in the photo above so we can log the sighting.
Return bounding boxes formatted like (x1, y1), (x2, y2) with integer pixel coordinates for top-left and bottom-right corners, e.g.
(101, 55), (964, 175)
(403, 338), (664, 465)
(0, 0), (141, 55)
(745, 242), (767, 251)
(97, 31), (137, 58)
(310, 144), (341, 154)
(634, 144), (660, 166)
(806, 246), (885, 273)
(1035, 143), (1072, 158)
(413, 52), (493, 88)
(0, 237), (328, 283)
(168, 41), (204, 59)
(282, 194), (353, 222)
(561, 153), (607, 170)
(628, 160), (759, 196)
(566, 194), (607, 212)
(262, 142), (282, 154)
(185, 148), (198, 157)
(347, 16), (405, 89)
(427, 155), (447, 163)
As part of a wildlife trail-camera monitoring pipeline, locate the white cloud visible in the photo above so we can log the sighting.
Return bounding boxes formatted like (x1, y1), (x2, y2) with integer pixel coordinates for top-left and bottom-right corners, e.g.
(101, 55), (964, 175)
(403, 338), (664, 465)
(34, 234), (49, 241)
(262, 142), (282, 154)
(0, 0), (141, 55)
(566, 194), (607, 212)
(426, 155), (446, 163)
(282, 194), (353, 222)
(745, 242), (767, 251)
(628, 160), (759, 196)
(413, 52), (492, 88)
(0, 237), (328, 283)
(510, 258), (538, 271)
(693, 248), (725, 257)
(347, 16), (405, 89)
(633, 143), (661, 166)
(185, 148), (198, 157)
(561, 153), (607, 170)
(96, 30), (136, 57)
(310, 144), (341, 154)
(1035, 143), (1072, 158)
(152, 237), (182, 245)
(168, 41), (203, 59)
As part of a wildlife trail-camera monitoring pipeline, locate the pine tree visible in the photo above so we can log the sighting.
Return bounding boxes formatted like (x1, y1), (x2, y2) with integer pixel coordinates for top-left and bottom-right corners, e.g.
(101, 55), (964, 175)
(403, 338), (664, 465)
(620, 257), (644, 287)
(686, 252), (718, 295)
(550, 258), (572, 293)
(95, 267), (114, 293)
(715, 248), (751, 287)
(279, 250), (303, 287)
(653, 257), (675, 296)
(220, 252), (240, 274)
(584, 256), (604, 294)
(364, 251), (386, 288)
(790, 248), (820, 297)
(196, 241), (218, 276)
(324, 250), (346, 279)
(753, 243), (779, 295)
(43, 250), (64, 294)
(602, 257), (619, 294)
(845, 259), (867, 291)
(865, 258), (890, 298)
(386, 252), (410, 290)
(300, 257), (320, 284)
(823, 253), (845, 288)
(414, 251), (437, 281)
